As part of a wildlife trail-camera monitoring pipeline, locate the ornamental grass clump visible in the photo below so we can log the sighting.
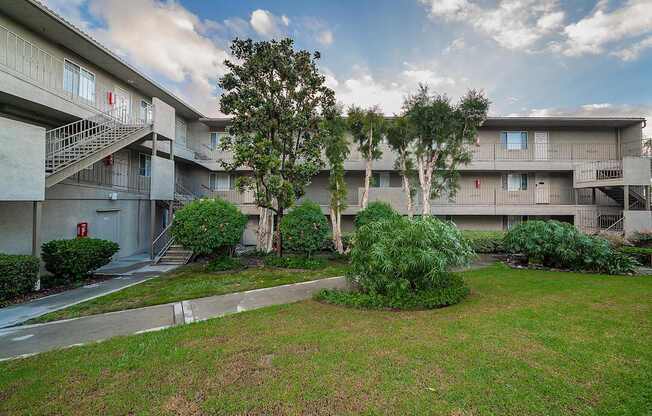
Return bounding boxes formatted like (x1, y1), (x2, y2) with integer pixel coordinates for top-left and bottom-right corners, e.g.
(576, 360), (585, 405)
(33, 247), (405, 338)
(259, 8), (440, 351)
(504, 220), (638, 275)
(317, 216), (473, 309)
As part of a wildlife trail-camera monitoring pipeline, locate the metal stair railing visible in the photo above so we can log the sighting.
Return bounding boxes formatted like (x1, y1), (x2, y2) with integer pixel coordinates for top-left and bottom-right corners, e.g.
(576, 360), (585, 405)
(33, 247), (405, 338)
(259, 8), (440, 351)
(152, 221), (174, 263)
(45, 103), (152, 174)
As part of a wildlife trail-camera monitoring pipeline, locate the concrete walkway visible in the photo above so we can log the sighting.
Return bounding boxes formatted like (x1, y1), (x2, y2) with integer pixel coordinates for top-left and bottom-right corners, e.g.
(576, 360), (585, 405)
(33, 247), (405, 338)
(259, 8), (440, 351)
(0, 276), (347, 360)
(0, 263), (177, 328)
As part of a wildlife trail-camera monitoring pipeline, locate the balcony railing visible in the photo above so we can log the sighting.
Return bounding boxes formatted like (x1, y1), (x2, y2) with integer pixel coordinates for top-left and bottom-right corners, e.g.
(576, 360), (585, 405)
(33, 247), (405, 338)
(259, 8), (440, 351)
(64, 149), (151, 193)
(423, 186), (577, 206)
(205, 189), (256, 205)
(575, 160), (623, 183)
(0, 23), (139, 116)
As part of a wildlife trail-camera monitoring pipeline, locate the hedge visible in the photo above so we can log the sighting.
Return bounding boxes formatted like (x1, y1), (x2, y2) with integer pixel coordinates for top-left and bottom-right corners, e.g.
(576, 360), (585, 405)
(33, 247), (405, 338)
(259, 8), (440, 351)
(0, 254), (40, 302)
(41, 238), (119, 285)
(461, 230), (505, 253)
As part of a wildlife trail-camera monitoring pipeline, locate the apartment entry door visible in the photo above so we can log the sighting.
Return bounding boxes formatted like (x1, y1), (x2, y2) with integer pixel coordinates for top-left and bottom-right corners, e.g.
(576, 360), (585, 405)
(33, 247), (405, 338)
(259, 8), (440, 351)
(96, 210), (120, 255)
(535, 131), (549, 160)
(114, 87), (131, 122)
(535, 174), (550, 204)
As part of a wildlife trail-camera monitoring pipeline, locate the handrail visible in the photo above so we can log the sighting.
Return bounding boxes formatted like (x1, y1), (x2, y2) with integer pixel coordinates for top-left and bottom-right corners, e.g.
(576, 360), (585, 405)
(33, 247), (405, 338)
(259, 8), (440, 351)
(152, 220), (174, 261)
(603, 217), (624, 233)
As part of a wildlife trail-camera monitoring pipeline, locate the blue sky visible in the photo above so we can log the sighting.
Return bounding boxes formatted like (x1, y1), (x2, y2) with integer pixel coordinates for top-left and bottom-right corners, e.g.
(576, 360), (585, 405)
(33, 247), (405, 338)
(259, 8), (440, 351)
(44, 0), (652, 134)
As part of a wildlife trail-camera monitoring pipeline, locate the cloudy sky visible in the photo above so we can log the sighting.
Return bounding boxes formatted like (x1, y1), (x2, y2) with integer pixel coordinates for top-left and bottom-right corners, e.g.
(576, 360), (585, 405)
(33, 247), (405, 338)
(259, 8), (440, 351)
(44, 0), (652, 135)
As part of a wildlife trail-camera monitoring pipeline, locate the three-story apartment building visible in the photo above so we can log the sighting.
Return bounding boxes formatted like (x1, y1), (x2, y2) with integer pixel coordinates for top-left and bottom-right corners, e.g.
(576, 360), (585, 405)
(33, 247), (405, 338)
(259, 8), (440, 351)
(1, 0), (650, 266)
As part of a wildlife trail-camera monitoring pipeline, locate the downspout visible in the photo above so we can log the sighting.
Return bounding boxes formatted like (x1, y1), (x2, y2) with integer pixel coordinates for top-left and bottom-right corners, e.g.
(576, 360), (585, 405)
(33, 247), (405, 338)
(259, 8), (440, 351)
(616, 128), (621, 159)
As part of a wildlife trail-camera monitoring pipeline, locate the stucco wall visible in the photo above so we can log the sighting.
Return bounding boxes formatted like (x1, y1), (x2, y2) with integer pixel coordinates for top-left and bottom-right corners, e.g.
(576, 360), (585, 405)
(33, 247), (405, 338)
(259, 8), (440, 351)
(0, 116), (45, 200)
(150, 156), (175, 200)
(621, 123), (643, 157)
(153, 98), (175, 140)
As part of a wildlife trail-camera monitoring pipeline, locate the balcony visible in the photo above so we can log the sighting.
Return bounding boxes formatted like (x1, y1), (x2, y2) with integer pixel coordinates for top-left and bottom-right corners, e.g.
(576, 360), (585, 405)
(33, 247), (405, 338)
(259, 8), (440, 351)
(0, 24), (146, 119)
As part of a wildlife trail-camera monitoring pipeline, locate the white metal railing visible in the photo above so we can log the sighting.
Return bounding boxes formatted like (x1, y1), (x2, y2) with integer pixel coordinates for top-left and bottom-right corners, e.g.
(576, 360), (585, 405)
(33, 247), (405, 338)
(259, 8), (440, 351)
(45, 104), (151, 174)
(206, 188), (256, 204)
(0, 24), (132, 115)
(152, 221), (174, 261)
(574, 160), (623, 183)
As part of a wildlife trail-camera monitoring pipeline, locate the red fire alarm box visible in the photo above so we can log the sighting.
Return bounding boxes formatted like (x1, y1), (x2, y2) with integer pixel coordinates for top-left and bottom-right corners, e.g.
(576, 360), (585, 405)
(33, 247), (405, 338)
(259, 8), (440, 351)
(107, 91), (114, 105)
(77, 222), (88, 238)
(474, 179), (481, 189)
(104, 154), (113, 166)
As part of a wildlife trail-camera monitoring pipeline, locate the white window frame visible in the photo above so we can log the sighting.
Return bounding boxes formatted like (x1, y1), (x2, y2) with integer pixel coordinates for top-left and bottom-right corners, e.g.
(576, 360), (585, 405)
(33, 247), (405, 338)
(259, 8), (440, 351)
(63, 58), (96, 103)
(139, 99), (152, 123)
(501, 131), (528, 151)
(506, 173), (528, 192)
(209, 172), (232, 191)
(371, 172), (390, 188)
(138, 153), (151, 177)
(210, 132), (221, 150)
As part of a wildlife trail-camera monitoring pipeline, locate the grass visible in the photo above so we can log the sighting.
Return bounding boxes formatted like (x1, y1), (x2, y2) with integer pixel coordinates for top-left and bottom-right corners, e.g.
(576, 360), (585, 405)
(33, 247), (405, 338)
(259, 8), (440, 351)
(2, 263), (651, 415)
(28, 258), (349, 324)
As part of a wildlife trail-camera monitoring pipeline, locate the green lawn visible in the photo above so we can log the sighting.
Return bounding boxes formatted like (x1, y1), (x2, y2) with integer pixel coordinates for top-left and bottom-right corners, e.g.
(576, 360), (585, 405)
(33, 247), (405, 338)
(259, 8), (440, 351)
(3, 263), (651, 415)
(29, 259), (349, 324)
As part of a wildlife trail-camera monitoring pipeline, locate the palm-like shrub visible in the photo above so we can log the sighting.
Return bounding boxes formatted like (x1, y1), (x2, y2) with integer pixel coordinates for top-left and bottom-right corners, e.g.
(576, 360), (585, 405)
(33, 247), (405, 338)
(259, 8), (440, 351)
(354, 201), (399, 229)
(504, 220), (637, 275)
(280, 200), (329, 256)
(172, 198), (247, 256)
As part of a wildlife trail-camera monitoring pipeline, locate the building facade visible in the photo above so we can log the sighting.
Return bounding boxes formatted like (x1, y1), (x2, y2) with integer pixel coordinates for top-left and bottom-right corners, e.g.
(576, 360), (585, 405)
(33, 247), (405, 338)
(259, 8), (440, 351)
(1, 1), (650, 264)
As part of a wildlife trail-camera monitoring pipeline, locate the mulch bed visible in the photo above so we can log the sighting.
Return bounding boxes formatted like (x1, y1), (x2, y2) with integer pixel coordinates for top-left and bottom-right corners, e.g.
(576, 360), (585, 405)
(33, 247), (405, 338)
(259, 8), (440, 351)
(0, 274), (115, 309)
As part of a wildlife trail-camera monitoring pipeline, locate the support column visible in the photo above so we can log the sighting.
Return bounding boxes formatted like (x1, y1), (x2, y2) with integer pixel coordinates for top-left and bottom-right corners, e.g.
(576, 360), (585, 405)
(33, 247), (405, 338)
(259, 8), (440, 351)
(624, 185), (630, 211)
(150, 132), (158, 260)
(646, 185), (651, 211)
(32, 201), (42, 290)
(169, 138), (175, 218)
(591, 188), (596, 205)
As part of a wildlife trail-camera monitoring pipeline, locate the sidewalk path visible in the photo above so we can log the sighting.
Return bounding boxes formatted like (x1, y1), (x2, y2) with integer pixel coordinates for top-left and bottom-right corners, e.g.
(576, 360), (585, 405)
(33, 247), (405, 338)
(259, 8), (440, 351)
(0, 276), (347, 360)
(0, 264), (177, 328)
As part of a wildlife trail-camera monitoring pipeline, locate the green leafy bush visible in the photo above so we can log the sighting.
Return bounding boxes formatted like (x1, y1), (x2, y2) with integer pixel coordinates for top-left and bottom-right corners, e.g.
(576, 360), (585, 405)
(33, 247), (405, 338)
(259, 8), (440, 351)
(280, 200), (329, 256)
(0, 254), (40, 302)
(263, 255), (327, 270)
(504, 220), (638, 275)
(462, 230), (505, 253)
(315, 275), (469, 310)
(206, 256), (244, 272)
(41, 238), (119, 285)
(619, 246), (652, 266)
(172, 198), (247, 255)
(354, 201), (399, 229)
(629, 231), (652, 247)
(320, 216), (472, 310)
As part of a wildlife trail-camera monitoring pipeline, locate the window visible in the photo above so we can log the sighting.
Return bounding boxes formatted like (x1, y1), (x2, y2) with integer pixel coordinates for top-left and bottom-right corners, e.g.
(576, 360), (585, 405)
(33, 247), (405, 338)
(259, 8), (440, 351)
(63, 60), (95, 102)
(371, 172), (390, 188)
(139, 100), (152, 123)
(210, 132), (224, 150)
(175, 119), (187, 146)
(209, 173), (232, 190)
(501, 131), (528, 150)
(505, 173), (528, 191)
(139, 154), (151, 177)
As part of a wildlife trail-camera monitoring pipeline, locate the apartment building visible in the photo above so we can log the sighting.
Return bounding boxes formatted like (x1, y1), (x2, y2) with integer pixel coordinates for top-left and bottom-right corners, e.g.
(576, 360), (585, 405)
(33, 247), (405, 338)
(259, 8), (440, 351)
(0, 1), (650, 266)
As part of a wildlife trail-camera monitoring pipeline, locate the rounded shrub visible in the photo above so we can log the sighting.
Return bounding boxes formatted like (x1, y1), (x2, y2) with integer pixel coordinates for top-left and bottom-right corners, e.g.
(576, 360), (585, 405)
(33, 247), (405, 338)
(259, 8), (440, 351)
(280, 200), (329, 256)
(318, 216), (473, 310)
(504, 220), (638, 275)
(41, 238), (119, 285)
(354, 201), (399, 229)
(0, 254), (40, 303)
(172, 198), (247, 256)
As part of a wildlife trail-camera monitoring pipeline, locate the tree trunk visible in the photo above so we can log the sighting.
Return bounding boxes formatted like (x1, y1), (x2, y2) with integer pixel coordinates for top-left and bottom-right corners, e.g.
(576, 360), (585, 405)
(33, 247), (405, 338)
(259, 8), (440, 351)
(400, 157), (413, 218)
(257, 207), (274, 253)
(330, 205), (344, 253)
(275, 209), (284, 257)
(361, 125), (373, 209)
(417, 155), (433, 216)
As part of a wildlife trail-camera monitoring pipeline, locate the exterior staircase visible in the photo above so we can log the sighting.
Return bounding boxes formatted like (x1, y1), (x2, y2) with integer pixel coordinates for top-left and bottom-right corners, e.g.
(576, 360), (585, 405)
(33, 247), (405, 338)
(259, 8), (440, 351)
(45, 104), (153, 187)
(598, 186), (646, 209)
(157, 244), (193, 265)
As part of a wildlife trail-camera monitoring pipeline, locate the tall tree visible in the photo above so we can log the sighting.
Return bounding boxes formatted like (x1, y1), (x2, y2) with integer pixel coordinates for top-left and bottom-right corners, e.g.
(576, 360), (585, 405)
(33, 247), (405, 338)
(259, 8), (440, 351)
(404, 84), (490, 216)
(386, 115), (416, 217)
(322, 110), (349, 253)
(347, 106), (386, 208)
(219, 38), (336, 256)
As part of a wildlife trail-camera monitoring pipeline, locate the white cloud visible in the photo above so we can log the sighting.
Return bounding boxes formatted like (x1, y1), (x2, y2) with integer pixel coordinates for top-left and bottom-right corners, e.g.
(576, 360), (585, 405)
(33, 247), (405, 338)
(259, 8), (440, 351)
(563, 0), (652, 57)
(318, 30), (334, 46)
(612, 35), (652, 61)
(419, 0), (565, 50)
(250, 9), (289, 38)
(443, 37), (465, 54)
(327, 63), (461, 113)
